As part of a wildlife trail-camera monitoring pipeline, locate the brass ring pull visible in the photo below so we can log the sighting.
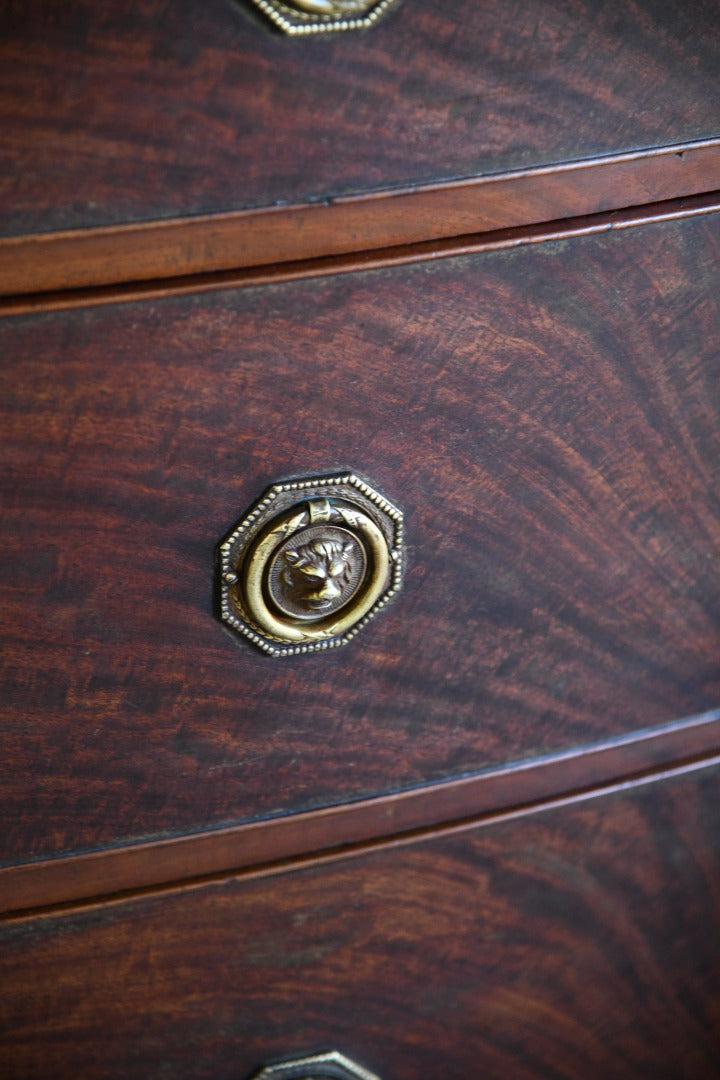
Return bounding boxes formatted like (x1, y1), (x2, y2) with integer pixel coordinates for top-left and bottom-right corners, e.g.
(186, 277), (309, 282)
(219, 473), (404, 657)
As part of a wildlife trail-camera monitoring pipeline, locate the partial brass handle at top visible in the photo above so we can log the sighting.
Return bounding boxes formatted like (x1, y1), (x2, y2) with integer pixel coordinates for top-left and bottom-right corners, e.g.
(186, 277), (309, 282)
(219, 472), (404, 657)
(249, 1051), (381, 1080)
(248, 0), (401, 35)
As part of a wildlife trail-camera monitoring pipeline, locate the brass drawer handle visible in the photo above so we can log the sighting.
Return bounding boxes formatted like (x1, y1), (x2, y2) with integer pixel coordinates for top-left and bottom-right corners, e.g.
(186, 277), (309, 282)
(249, 0), (401, 35)
(250, 1051), (381, 1079)
(219, 472), (404, 657)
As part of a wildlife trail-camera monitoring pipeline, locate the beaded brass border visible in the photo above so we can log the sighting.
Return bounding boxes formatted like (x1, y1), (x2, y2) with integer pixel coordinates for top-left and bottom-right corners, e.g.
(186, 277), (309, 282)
(250, 1050), (381, 1079)
(248, 0), (401, 35)
(218, 473), (404, 657)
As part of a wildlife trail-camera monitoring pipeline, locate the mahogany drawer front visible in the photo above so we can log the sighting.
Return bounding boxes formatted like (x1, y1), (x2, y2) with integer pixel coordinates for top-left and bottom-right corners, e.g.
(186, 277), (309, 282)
(3, 763), (720, 1080)
(1, 0), (719, 238)
(1, 211), (719, 866)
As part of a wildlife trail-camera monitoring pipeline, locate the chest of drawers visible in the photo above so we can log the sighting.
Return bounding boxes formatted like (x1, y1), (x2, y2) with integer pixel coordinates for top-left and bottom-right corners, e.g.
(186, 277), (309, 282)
(2, 2), (720, 1077)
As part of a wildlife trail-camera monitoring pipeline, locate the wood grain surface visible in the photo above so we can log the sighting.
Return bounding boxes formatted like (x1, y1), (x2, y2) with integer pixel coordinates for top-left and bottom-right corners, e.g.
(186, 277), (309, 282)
(1, 0), (719, 238)
(1, 211), (719, 866)
(2, 709), (719, 917)
(3, 764), (720, 1079)
(3, 143), (720, 298)
(3, 191), (719, 319)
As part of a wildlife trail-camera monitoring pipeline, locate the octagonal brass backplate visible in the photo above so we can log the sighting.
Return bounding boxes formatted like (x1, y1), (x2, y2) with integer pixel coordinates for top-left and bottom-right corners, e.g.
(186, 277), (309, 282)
(248, 0), (401, 35)
(219, 473), (404, 657)
(249, 1051), (381, 1079)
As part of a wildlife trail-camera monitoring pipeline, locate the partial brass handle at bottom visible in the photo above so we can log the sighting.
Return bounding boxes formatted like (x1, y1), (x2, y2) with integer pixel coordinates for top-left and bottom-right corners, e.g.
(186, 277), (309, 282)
(248, 0), (401, 35)
(249, 1050), (381, 1080)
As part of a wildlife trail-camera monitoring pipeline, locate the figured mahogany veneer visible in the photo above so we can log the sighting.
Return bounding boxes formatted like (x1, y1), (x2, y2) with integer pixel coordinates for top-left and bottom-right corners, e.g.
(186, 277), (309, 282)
(3, 3), (719, 1072)
(2, 0), (719, 240)
(1, 710), (718, 918)
(3, 765), (720, 1079)
(2, 212), (719, 868)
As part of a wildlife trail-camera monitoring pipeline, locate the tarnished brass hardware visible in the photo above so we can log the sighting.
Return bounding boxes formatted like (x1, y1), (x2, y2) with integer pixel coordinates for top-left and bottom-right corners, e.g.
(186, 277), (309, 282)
(248, 0), (401, 35)
(248, 1051), (381, 1080)
(219, 473), (404, 657)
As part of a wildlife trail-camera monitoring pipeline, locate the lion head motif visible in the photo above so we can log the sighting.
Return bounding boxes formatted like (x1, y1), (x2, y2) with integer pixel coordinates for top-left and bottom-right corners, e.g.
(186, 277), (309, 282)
(282, 537), (356, 612)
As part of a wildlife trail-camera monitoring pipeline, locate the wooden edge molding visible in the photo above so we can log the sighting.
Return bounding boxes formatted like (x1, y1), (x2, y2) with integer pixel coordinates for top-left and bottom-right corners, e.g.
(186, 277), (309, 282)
(2, 707), (720, 920)
(1, 138), (719, 299)
(2, 190), (719, 319)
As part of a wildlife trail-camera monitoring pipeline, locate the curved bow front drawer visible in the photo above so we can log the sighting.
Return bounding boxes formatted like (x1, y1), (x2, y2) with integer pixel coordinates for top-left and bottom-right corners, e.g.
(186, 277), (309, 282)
(1, 0), (719, 240)
(4, 763), (720, 1078)
(1, 210), (719, 868)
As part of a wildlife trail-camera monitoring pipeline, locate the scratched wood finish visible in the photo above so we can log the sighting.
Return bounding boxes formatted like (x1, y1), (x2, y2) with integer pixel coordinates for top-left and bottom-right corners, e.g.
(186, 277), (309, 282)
(1, 0), (720, 238)
(2, 212), (720, 865)
(3, 766), (720, 1080)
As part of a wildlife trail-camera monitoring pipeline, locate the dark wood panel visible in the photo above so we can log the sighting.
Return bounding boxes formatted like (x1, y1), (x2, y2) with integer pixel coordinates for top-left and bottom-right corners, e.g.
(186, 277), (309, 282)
(2, 212), (719, 864)
(2, 710), (719, 917)
(3, 765), (720, 1079)
(3, 143), (720, 297)
(1, 0), (719, 238)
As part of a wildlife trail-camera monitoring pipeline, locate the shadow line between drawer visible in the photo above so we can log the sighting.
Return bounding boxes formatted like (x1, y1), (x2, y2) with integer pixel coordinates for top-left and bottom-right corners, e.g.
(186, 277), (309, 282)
(2, 189), (719, 317)
(2, 138), (720, 297)
(2, 708), (720, 921)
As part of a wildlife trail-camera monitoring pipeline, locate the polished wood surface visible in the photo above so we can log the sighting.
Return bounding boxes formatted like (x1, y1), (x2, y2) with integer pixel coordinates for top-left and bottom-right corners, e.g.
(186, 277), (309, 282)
(3, 190), (719, 318)
(3, 764), (720, 1079)
(3, 142), (720, 298)
(1, 0), (719, 239)
(2, 212), (719, 866)
(4, 3), (718, 1069)
(2, 709), (718, 918)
